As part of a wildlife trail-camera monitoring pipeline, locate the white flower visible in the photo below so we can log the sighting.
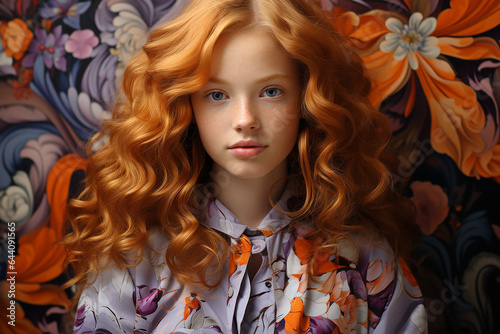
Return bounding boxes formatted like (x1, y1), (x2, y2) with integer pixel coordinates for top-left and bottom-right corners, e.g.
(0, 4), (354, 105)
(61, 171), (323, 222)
(109, 2), (148, 80)
(301, 289), (330, 316)
(68, 87), (111, 129)
(0, 42), (15, 76)
(0, 42), (13, 67)
(325, 301), (341, 321)
(0, 171), (33, 226)
(380, 12), (440, 70)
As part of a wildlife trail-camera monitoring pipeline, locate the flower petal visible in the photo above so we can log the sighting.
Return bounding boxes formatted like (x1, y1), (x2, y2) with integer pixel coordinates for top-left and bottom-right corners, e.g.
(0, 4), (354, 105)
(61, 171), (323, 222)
(54, 55), (66, 72)
(348, 12), (391, 49)
(386, 17), (403, 34)
(14, 283), (70, 306)
(43, 54), (53, 69)
(418, 17), (437, 37)
(439, 36), (500, 61)
(408, 52), (419, 70)
(419, 45), (441, 59)
(423, 36), (439, 46)
(363, 46), (411, 109)
(408, 12), (423, 30)
(415, 54), (488, 177)
(473, 145), (500, 180)
(385, 32), (400, 42)
(393, 45), (408, 60)
(15, 154), (86, 283)
(379, 39), (398, 53)
(435, 0), (500, 36)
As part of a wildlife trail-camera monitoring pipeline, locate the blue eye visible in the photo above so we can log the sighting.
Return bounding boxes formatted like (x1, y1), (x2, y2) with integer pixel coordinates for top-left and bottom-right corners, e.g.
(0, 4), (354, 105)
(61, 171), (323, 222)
(263, 88), (282, 98)
(208, 91), (226, 101)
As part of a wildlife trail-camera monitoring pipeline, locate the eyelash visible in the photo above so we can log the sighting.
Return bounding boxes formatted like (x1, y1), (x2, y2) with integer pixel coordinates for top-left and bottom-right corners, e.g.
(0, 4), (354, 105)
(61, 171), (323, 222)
(206, 91), (227, 101)
(261, 87), (282, 98)
(205, 87), (283, 102)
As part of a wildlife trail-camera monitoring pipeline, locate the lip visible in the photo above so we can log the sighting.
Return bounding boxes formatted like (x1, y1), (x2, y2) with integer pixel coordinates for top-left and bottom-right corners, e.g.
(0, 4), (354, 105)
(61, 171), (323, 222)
(228, 140), (267, 157)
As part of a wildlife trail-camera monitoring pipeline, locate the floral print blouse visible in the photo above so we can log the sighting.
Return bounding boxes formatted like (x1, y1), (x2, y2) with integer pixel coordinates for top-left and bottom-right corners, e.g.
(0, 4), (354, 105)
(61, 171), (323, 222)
(74, 188), (427, 333)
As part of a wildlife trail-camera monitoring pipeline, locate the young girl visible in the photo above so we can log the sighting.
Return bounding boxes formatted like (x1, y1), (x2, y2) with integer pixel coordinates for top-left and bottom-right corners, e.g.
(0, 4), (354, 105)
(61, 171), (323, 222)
(66, 0), (426, 333)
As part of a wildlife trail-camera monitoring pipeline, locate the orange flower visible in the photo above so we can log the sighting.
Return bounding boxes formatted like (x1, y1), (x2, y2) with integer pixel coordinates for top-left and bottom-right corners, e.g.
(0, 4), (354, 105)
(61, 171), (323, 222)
(1, 284), (42, 333)
(8, 154), (86, 320)
(16, 154), (87, 283)
(331, 0), (500, 179)
(228, 234), (251, 277)
(0, 19), (33, 61)
(410, 181), (449, 235)
(294, 237), (315, 265)
(13, 68), (33, 99)
(284, 297), (310, 333)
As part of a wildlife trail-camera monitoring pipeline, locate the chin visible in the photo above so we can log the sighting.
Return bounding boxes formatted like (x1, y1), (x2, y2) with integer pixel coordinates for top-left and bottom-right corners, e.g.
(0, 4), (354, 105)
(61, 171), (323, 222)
(223, 165), (272, 180)
(230, 171), (270, 180)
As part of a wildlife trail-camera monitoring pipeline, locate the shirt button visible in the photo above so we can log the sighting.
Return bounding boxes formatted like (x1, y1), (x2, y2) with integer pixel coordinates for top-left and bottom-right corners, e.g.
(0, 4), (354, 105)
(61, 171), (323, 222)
(265, 281), (272, 289)
(228, 286), (234, 298)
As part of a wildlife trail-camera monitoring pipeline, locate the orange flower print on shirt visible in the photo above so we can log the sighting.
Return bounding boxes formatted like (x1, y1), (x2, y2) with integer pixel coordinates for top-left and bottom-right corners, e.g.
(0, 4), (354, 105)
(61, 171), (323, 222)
(313, 248), (345, 276)
(1, 19), (33, 61)
(228, 235), (251, 277)
(171, 291), (202, 333)
(183, 292), (201, 320)
(293, 237), (315, 265)
(399, 258), (423, 299)
(365, 259), (395, 296)
(328, 0), (500, 180)
(284, 297), (310, 333)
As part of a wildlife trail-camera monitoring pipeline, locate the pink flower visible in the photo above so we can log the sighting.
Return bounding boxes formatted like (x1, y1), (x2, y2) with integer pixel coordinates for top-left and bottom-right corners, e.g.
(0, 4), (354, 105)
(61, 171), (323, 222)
(64, 29), (98, 59)
(410, 181), (450, 235)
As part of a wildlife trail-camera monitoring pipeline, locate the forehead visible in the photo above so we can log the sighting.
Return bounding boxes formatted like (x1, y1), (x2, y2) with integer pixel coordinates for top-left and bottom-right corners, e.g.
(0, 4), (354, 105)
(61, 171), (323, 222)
(209, 27), (298, 81)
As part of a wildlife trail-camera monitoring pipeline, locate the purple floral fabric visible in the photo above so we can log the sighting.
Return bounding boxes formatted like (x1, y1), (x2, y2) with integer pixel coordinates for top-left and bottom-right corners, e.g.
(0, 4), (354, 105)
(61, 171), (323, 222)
(75, 189), (426, 334)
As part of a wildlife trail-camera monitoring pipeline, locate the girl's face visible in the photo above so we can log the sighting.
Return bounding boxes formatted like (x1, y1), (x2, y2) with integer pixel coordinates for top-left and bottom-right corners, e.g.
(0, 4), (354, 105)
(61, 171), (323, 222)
(191, 28), (301, 182)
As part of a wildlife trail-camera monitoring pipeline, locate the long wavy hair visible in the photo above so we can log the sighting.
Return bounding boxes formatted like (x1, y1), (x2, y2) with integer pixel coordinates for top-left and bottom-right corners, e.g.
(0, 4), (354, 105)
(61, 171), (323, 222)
(65, 0), (416, 303)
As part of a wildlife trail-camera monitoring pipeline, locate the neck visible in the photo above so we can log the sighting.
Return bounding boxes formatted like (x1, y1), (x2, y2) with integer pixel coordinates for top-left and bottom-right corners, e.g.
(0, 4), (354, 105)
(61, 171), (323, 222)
(209, 162), (288, 229)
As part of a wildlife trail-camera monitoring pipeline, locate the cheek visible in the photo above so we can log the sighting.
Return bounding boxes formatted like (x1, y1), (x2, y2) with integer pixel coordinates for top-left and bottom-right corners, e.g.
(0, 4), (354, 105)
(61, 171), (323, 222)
(264, 105), (301, 137)
(195, 116), (223, 149)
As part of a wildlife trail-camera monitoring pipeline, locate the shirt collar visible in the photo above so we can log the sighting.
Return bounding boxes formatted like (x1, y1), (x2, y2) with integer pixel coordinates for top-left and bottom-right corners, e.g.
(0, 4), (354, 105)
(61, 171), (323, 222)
(200, 186), (294, 239)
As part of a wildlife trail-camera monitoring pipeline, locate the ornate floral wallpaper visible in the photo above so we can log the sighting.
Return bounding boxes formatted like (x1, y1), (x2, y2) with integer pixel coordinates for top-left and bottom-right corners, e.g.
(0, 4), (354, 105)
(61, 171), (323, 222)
(0, 0), (499, 333)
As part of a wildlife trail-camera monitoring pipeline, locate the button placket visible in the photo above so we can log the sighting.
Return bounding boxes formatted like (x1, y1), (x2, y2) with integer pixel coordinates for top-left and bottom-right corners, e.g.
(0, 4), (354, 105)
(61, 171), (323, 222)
(227, 235), (252, 328)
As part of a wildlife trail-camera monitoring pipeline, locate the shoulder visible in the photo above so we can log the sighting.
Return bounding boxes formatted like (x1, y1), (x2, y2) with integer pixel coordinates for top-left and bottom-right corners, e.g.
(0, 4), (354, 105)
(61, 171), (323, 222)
(74, 228), (175, 333)
(336, 233), (426, 333)
(75, 261), (136, 333)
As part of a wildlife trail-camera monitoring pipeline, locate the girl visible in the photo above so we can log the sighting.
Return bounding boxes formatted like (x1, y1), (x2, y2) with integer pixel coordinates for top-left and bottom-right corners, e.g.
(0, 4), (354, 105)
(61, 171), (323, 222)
(66, 0), (426, 333)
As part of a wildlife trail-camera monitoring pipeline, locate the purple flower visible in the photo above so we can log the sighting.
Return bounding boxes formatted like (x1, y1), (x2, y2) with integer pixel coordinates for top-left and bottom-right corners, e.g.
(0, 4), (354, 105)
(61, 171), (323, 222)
(134, 285), (163, 316)
(74, 304), (86, 327)
(39, 0), (91, 30)
(65, 29), (99, 59)
(22, 25), (68, 71)
(73, 304), (86, 333)
(309, 316), (336, 332)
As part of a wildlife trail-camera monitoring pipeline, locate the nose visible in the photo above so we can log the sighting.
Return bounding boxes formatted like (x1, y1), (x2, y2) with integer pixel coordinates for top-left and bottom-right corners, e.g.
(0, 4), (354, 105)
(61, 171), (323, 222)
(232, 99), (260, 132)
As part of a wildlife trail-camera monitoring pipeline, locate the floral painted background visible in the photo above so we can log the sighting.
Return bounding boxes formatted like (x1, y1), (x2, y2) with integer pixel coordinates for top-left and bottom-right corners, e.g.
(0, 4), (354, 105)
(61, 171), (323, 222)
(0, 0), (499, 333)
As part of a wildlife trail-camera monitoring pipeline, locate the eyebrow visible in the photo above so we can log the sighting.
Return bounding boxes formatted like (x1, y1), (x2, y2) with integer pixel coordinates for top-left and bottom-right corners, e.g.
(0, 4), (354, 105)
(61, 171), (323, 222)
(207, 73), (292, 85)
